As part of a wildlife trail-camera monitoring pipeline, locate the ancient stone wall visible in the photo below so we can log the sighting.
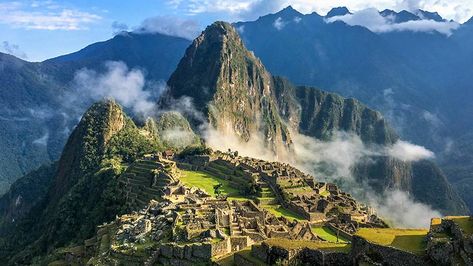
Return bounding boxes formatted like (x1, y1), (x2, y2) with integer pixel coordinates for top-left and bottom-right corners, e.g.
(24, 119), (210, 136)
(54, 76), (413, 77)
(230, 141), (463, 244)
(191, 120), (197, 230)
(326, 223), (353, 241)
(230, 236), (251, 252)
(350, 236), (429, 266)
(211, 238), (231, 257)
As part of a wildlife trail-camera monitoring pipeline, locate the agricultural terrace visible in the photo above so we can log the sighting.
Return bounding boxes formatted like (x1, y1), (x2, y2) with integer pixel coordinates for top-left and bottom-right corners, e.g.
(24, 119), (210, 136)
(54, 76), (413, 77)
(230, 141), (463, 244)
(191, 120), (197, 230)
(311, 226), (350, 243)
(444, 216), (473, 235)
(265, 238), (351, 253)
(355, 228), (429, 255)
(179, 170), (247, 200)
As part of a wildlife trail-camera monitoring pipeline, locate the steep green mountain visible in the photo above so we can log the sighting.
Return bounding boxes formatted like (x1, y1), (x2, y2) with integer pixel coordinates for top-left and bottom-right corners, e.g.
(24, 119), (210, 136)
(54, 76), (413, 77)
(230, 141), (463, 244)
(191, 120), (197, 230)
(165, 22), (292, 157)
(0, 100), (161, 263)
(163, 22), (467, 215)
(0, 33), (190, 194)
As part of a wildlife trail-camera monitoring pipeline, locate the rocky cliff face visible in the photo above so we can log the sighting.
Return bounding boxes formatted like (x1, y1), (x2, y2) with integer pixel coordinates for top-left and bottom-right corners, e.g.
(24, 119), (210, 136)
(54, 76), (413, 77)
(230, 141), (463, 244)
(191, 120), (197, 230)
(166, 22), (292, 158)
(273, 77), (398, 145)
(274, 76), (467, 214)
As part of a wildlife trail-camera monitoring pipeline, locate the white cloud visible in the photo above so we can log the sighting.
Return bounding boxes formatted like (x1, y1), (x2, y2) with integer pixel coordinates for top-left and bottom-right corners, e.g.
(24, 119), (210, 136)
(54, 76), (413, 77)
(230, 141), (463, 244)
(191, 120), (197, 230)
(369, 190), (441, 228)
(326, 8), (460, 36)
(0, 1), (101, 30)
(1, 41), (27, 59)
(73, 61), (160, 118)
(168, 0), (286, 21)
(273, 17), (286, 30)
(200, 125), (439, 227)
(387, 140), (435, 161)
(135, 16), (201, 40)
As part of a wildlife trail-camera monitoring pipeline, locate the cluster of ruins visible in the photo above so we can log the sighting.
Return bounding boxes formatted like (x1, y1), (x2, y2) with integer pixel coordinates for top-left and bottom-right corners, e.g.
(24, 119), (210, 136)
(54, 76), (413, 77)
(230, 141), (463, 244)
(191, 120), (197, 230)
(183, 150), (387, 235)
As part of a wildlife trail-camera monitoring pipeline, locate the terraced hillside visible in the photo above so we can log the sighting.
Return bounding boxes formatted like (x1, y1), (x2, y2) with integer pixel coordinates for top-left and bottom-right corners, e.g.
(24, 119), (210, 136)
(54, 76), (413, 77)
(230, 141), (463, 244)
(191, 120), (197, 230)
(120, 159), (177, 210)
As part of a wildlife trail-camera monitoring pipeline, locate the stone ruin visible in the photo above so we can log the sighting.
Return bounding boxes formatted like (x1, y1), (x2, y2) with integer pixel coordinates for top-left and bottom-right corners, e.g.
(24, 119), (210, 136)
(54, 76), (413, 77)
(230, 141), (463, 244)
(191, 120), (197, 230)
(193, 150), (388, 236)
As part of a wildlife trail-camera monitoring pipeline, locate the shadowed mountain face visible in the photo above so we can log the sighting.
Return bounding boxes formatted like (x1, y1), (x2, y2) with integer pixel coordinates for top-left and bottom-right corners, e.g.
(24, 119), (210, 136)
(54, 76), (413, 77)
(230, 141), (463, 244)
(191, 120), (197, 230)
(0, 33), (190, 194)
(233, 7), (473, 211)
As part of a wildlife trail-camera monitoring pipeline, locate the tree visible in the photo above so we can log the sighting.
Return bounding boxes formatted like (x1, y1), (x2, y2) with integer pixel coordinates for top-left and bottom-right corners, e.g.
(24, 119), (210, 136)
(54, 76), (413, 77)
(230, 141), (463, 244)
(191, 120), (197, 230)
(213, 183), (223, 197)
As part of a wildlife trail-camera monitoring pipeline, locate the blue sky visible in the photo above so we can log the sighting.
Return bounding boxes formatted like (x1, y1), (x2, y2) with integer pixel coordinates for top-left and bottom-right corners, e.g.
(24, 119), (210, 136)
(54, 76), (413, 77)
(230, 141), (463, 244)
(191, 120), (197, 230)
(1, 0), (472, 62)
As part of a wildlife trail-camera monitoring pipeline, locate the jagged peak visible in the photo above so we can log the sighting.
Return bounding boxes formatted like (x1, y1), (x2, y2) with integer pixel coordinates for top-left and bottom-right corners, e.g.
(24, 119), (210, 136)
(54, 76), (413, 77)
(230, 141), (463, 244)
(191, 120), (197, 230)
(416, 9), (444, 21)
(380, 9), (421, 23)
(326, 6), (351, 18)
(275, 5), (303, 17)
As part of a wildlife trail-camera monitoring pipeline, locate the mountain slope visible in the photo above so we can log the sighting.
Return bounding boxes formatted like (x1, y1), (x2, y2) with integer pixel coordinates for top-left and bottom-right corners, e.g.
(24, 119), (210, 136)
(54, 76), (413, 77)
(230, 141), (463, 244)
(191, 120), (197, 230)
(0, 33), (190, 194)
(233, 7), (473, 211)
(0, 100), (161, 263)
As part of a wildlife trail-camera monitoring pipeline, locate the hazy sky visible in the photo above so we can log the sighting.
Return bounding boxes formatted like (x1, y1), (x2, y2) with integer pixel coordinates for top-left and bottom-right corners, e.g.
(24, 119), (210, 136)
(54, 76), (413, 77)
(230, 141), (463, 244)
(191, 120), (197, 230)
(1, 0), (472, 61)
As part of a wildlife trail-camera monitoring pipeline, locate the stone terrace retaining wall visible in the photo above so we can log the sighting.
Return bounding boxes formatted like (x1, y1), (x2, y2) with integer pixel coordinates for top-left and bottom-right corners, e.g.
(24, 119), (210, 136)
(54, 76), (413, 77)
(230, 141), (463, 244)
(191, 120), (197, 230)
(254, 241), (350, 265)
(350, 235), (429, 266)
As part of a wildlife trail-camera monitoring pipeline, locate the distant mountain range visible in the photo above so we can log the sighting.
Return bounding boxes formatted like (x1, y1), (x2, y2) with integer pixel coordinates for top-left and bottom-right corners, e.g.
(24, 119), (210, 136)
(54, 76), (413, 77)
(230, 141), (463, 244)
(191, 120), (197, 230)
(1, 6), (473, 214)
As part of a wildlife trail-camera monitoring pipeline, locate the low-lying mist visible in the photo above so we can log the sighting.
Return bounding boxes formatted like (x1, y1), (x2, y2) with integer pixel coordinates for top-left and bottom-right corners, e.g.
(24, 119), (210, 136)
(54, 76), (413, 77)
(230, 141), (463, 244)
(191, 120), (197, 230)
(202, 125), (439, 228)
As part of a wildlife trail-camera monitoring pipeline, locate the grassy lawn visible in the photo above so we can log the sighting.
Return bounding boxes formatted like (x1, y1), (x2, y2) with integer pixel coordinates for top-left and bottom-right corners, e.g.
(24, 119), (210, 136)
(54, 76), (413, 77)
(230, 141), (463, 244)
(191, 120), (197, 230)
(262, 204), (305, 221)
(214, 247), (266, 266)
(265, 238), (351, 253)
(312, 226), (349, 243)
(179, 170), (248, 200)
(356, 228), (429, 255)
(445, 216), (473, 235)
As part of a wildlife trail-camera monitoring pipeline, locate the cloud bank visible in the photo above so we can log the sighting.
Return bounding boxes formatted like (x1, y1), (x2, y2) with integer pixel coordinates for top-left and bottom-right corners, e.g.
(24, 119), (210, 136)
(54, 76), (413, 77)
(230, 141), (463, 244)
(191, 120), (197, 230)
(135, 16), (201, 40)
(325, 8), (460, 35)
(73, 61), (162, 118)
(199, 123), (438, 227)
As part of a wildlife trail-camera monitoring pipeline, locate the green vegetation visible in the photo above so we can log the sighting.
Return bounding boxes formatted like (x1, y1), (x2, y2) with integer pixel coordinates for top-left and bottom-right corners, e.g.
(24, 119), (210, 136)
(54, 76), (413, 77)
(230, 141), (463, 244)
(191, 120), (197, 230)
(262, 205), (305, 221)
(179, 170), (246, 200)
(356, 228), (429, 255)
(178, 145), (212, 158)
(214, 247), (266, 266)
(312, 226), (349, 243)
(105, 117), (161, 163)
(445, 216), (473, 235)
(265, 238), (351, 253)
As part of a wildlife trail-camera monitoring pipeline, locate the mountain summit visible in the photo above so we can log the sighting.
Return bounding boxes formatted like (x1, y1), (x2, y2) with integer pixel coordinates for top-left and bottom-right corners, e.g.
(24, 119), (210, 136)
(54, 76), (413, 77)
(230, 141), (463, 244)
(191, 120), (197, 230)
(166, 22), (293, 157)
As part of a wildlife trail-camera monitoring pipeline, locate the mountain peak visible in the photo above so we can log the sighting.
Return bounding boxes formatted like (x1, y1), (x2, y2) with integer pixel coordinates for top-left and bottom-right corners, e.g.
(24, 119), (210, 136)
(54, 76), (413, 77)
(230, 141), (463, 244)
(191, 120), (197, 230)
(326, 7), (351, 18)
(49, 99), (126, 202)
(276, 5), (302, 17)
(416, 9), (444, 21)
(166, 22), (292, 156)
(380, 9), (420, 23)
